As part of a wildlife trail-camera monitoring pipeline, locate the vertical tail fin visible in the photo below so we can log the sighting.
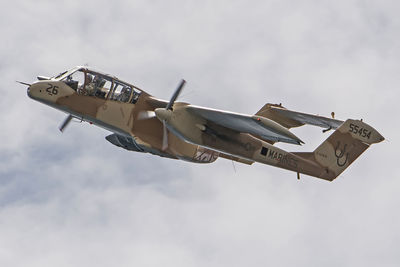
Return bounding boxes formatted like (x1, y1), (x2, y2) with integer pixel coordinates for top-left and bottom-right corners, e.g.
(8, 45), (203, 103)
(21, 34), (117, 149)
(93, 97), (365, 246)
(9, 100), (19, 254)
(294, 119), (384, 181)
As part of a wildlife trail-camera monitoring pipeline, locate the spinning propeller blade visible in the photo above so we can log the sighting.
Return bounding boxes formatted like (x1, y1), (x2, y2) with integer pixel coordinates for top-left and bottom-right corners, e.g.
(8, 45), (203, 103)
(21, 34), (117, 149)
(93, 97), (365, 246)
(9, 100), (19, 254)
(59, 114), (73, 132)
(157, 79), (186, 150)
(165, 79), (186, 110)
(162, 120), (168, 151)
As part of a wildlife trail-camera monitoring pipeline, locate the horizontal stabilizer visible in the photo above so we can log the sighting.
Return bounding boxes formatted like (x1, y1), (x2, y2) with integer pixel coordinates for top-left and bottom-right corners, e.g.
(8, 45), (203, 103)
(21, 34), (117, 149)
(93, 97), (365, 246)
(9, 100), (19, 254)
(256, 103), (343, 130)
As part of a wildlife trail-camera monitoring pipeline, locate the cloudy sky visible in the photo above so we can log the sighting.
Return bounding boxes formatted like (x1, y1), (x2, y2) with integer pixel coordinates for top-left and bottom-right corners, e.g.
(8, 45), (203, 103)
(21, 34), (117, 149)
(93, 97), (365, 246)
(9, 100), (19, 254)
(1, 0), (399, 266)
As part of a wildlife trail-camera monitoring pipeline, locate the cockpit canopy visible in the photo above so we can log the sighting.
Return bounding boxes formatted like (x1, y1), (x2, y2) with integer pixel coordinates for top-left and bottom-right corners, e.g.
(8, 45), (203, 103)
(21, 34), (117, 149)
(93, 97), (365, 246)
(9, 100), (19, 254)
(53, 67), (142, 104)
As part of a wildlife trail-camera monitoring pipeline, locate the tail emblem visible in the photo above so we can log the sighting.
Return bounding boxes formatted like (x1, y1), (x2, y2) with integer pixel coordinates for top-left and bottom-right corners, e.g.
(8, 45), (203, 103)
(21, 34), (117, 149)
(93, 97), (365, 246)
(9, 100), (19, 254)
(334, 141), (349, 167)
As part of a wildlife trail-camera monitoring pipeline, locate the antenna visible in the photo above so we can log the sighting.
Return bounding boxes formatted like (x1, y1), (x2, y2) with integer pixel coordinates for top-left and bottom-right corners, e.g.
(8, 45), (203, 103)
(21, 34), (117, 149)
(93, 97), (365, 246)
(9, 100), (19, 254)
(231, 160), (236, 173)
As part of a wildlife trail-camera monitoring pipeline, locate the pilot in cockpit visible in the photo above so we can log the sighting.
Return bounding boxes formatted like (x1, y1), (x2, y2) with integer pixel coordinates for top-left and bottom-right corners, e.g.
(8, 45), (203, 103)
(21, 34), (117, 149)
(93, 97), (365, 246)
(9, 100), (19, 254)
(119, 86), (132, 102)
(78, 73), (93, 95)
(93, 76), (107, 98)
(86, 74), (96, 95)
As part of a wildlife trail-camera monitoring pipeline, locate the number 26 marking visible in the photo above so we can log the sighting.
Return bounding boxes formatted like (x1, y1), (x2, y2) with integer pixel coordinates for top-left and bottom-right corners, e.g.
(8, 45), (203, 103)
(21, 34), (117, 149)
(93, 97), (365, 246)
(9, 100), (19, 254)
(46, 83), (59, 96)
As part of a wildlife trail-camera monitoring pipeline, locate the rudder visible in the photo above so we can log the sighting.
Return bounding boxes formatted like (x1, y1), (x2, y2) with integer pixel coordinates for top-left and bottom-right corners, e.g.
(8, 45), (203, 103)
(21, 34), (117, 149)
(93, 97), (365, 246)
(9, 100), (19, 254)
(296, 119), (384, 181)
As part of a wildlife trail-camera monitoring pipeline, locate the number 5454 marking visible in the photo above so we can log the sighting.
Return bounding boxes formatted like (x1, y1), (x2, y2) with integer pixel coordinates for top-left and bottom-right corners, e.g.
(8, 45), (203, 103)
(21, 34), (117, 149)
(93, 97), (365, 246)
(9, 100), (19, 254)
(46, 83), (59, 96)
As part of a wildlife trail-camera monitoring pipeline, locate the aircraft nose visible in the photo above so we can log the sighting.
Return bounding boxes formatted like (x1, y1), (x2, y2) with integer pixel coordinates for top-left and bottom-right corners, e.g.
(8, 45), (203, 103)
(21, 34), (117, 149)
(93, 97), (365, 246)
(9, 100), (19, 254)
(27, 82), (41, 100)
(26, 81), (53, 102)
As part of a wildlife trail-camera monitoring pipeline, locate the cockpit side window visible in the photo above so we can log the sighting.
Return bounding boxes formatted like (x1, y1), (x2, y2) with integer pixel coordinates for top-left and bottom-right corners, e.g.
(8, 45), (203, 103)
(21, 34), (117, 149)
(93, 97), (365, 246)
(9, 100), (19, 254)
(131, 89), (141, 104)
(110, 82), (133, 103)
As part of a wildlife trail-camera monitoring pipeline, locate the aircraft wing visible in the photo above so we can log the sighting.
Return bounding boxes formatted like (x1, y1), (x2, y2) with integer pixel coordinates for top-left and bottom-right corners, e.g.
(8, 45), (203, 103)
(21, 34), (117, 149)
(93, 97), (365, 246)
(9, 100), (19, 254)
(185, 105), (303, 145)
(256, 104), (344, 130)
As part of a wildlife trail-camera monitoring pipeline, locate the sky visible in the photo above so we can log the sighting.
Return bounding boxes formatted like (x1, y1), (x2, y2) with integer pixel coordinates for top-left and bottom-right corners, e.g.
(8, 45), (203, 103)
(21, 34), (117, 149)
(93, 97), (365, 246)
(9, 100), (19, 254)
(1, 0), (399, 266)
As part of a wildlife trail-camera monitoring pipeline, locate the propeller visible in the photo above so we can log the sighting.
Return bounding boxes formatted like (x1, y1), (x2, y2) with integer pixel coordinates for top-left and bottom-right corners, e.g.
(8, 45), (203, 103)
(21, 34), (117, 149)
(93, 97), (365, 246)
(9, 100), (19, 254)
(156, 79), (186, 150)
(162, 120), (168, 150)
(166, 79), (186, 110)
(59, 114), (73, 132)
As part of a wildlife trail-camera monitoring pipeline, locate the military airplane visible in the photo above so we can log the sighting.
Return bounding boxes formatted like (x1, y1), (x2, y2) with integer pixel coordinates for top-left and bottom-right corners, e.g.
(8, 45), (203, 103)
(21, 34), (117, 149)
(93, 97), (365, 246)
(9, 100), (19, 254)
(21, 66), (384, 181)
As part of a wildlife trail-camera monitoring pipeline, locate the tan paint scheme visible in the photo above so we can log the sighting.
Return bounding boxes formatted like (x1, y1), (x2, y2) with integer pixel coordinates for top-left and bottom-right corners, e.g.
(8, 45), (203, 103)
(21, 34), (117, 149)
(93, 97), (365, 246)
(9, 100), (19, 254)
(256, 103), (304, 129)
(29, 81), (76, 103)
(154, 102), (383, 181)
(28, 76), (213, 164)
(164, 106), (326, 178)
(27, 67), (384, 181)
